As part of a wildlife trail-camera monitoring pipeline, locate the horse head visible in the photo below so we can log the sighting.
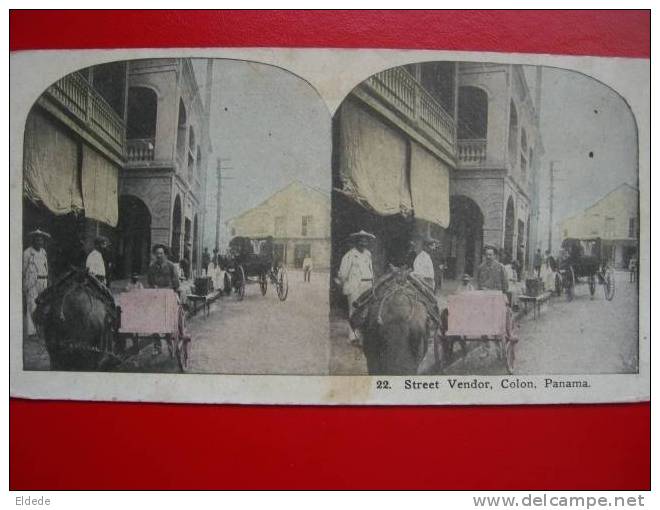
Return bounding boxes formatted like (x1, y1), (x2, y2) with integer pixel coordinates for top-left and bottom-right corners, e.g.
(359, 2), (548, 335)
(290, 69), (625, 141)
(34, 268), (120, 371)
(357, 267), (439, 375)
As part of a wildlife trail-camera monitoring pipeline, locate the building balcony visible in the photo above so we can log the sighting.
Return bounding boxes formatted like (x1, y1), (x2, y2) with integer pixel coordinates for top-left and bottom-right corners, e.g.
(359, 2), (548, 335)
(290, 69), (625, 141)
(126, 138), (155, 162)
(45, 71), (125, 158)
(363, 66), (456, 152)
(457, 138), (487, 165)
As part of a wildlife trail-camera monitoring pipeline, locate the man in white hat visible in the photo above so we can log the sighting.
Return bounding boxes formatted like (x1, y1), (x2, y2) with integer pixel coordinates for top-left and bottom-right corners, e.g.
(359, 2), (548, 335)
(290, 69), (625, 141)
(23, 229), (50, 337)
(336, 230), (375, 345)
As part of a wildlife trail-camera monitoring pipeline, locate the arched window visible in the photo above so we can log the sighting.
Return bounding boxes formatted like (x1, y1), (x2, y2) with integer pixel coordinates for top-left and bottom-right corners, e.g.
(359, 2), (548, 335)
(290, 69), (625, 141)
(521, 128), (528, 153)
(458, 86), (488, 139)
(508, 101), (519, 165)
(187, 126), (196, 182)
(176, 99), (187, 165)
(126, 87), (158, 161)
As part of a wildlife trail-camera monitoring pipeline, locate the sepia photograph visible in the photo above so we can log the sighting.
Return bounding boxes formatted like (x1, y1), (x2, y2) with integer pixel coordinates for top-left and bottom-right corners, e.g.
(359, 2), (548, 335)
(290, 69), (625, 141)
(10, 47), (648, 404)
(21, 57), (332, 375)
(329, 61), (640, 377)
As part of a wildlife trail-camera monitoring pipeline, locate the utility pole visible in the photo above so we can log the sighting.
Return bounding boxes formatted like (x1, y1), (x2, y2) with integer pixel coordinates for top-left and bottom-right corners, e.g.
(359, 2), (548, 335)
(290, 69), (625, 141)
(548, 161), (554, 252)
(214, 157), (233, 251)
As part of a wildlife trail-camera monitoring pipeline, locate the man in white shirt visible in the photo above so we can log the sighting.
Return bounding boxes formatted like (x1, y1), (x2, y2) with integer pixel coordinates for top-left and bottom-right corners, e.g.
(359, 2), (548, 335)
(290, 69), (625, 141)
(86, 237), (108, 284)
(23, 229), (50, 337)
(412, 236), (436, 291)
(336, 230), (375, 345)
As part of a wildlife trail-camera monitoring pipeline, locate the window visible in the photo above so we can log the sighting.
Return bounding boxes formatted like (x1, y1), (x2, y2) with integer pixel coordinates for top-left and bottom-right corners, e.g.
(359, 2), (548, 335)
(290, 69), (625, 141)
(604, 217), (615, 238)
(274, 216), (286, 236)
(629, 217), (638, 238)
(520, 155), (527, 183)
(508, 101), (518, 164)
(301, 215), (313, 236)
(458, 86), (488, 139)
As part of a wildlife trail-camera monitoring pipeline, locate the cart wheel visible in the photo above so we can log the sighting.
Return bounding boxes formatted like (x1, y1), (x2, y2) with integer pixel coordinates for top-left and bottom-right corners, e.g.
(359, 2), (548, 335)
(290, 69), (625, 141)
(588, 274), (596, 297)
(176, 336), (191, 372)
(276, 267), (289, 301)
(565, 267), (575, 301)
(604, 268), (615, 301)
(504, 339), (515, 374)
(166, 334), (174, 359)
(259, 273), (268, 296)
(235, 266), (246, 301)
(504, 308), (516, 374)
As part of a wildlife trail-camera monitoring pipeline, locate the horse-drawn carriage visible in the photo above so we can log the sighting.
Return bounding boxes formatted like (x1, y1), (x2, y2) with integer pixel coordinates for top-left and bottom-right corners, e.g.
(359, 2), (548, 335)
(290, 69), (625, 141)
(557, 237), (615, 301)
(34, 268), (190, 372)
(221, 236), (289, 301)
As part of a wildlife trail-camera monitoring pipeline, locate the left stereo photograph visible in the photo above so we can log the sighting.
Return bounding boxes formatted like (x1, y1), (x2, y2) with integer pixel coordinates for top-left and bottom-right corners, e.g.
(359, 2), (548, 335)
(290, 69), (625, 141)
(18, 57), (333, 375)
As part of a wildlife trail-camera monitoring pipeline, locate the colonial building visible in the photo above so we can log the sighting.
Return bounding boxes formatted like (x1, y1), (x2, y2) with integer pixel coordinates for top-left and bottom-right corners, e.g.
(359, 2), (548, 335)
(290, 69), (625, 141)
(331, 61), (543, 313)
(23, 62), (128, 278)
(559, 183), (639, 268)
(119, 58), (212, 278)
(332, 62), (456, 280)
(332, 62), (543, 286)
(452, 63), (544, 276)
(23, 58), (213, 280)
(227, 181), (331, 270)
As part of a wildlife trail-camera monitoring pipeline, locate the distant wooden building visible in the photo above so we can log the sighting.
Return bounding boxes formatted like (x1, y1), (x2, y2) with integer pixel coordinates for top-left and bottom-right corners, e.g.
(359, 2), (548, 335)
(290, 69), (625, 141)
(227, 181), (331, 270)
(559, 183), (639, 268)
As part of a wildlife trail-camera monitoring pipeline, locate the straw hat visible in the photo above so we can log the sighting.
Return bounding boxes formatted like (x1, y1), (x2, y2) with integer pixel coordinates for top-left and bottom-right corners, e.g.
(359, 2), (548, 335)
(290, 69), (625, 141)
(349, 230), (376, 240)
(27, 228), (51, 239)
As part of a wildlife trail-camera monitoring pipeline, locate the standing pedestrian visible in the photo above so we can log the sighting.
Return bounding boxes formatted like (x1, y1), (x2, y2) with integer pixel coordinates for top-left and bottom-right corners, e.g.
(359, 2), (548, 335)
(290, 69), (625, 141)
(23, 229), (51, 337)
(336, 230), (375, 345)
(302, 254), (313, 283)
(533, 248), (543, 278)
(86, 236), (109, 285)
(412, 236), (436, 291)
(202, 247), (211, 275)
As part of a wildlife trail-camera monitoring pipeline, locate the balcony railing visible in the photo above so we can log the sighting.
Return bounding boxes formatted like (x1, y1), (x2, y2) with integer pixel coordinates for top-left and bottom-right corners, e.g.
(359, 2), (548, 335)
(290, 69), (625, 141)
(47, 72), (125, 156)
(365, 67), (456, 148)
(457, 138), (487, 164)
(127, 138), (155, 162)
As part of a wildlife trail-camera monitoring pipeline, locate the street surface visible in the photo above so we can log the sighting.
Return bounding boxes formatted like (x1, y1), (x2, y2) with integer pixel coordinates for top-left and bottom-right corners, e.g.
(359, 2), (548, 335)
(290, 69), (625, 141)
(23, 271), (638, 376)
(331, 272), (639, 375)
(24, 269), (331, 374)
(186, 269), (330, 374)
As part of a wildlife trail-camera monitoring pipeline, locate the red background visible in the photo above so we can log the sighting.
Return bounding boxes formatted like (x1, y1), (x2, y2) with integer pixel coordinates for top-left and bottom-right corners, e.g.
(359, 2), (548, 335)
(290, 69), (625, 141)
(10, 10), (650, 490)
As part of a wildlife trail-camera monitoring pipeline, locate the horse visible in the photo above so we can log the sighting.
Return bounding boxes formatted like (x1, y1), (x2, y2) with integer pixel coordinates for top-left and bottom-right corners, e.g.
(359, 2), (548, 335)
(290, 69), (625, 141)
(33, 268), (121, 371)
(351, 267), (441, 375)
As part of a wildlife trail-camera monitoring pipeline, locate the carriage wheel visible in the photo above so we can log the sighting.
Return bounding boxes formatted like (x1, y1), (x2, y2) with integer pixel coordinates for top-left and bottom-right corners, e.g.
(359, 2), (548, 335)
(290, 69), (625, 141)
(604, 268), (616, 301)
(588, 274), (597, 297)
(259, 273), (268, 296)
(235, 266), (246, 301)
(276, 267), (289, 301)
(223, 272), (232, 295)
(565, 267), (575, 301)
(554, 272), (563, 296)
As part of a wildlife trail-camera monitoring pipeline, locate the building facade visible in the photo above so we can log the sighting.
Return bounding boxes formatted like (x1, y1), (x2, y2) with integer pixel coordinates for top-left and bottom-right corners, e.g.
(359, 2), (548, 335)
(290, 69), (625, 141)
(23, 62), (128, 278)
(119, 58), (212, 278)
(227, 181), (331, 270)
(331, 61), (544, 295)
(23, 58), (213, 281)
(559, 183), (639, 268)
(452, 62), (544, 276)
